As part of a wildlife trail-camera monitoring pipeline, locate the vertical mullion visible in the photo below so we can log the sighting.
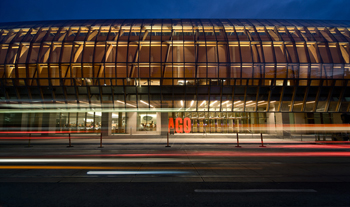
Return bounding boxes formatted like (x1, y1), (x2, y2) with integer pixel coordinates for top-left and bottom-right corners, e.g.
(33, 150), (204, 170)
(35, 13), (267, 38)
(243, 83), (247, 112)
(199, 20), (209, 112)
(324, 80), (335, 112)
(290, 84), (298, 112)
(160, 19), (164, 109)
(312, 80), (322, 112)
(301, 80), (310, 112)
(170, 19), (174, 111)
(277, 82), (285, 112)
(148, 20), (153, 109)
(336, 80), (346, 112)
(254, 81), (260, 112)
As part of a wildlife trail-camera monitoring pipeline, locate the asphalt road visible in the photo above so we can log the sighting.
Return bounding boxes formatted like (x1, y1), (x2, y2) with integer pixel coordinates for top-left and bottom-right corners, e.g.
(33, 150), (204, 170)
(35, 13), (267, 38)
(0, 138), (350, 206)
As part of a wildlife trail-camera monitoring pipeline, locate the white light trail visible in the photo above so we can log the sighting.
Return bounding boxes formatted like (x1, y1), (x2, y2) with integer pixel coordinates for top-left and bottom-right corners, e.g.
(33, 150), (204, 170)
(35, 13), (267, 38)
(0, 158), (200, 163)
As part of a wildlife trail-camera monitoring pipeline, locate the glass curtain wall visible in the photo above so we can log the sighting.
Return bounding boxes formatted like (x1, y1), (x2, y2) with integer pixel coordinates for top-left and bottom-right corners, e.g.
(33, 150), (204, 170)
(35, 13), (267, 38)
(1, 19), (350, 134)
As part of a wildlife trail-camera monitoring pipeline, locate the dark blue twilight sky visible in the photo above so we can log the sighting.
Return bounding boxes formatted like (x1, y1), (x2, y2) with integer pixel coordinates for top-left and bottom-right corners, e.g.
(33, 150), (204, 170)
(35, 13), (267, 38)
(0, 0), (349, 23)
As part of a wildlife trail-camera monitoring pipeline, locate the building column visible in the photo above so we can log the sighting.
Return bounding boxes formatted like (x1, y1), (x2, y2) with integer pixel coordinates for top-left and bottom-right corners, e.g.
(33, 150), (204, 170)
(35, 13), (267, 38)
(294, 113), (306, 124)
(294, 113), (306, 134)
(275, 113), (292, 136)
(118, 112), (123, 133)
(35, 113), (43, 132)
(101, 112), (112, 136)
(333, 113), (342, 124)
(275, 113), (283, 135)
(266, 113), (275, 134)
(41, 113), (57, 135)
(0, 113), (4, 130)
(158, 112), (168, 136)
(21, 113), (29, 132)
(127, 112), (137, 135)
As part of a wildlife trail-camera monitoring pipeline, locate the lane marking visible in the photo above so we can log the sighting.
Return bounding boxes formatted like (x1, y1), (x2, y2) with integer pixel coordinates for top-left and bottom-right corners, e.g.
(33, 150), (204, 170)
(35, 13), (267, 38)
(0, 166), (261, 170)
(195, 189), (317, 193)
(87, 171), (189, 175)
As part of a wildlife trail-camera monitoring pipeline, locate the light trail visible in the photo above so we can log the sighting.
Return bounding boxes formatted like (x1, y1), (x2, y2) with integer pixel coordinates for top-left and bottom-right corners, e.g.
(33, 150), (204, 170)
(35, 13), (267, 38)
(194, 189), (317, 193)
(1, 123), (350, 135)
(87, 171), (189, 175)
(1, 151), (350, 163)
(0, 166), (261, 170)
(0, 131), (95, 134)
(0, 137), (92, 140)
(4, 147), (350, 159)
(0, 158), (200, 163)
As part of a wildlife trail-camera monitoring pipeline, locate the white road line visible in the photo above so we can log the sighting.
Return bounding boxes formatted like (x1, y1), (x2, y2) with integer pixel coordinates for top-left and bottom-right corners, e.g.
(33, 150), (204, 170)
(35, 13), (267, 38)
(194, 189), (317, 193)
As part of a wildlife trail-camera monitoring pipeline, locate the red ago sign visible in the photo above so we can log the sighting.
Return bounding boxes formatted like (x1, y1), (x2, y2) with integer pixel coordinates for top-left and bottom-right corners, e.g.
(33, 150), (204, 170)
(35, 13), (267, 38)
(168, 118), (191, 133)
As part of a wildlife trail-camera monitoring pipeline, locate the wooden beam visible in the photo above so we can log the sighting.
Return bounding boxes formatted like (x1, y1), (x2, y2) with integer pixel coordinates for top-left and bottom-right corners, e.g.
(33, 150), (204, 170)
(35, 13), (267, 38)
(342, 29), (350, 38)
(245, 29), (253, 41)
(113, 29), (124, 41)
(87, 30), (98, 41)
(6, 65), (14, 78)
(58, 32), (67, 41)
(41, 45), (55, 63)
(268, 30), (280, 41)
(161, 30), (174, 79)
(340, 45), (349, 63)
(308, 43), (320, 63)
(19, 44), (29, 58)
(105, 44), (113, 61)
(98, 65), (104, 78)
(251, 44), (259, 62)
(4, 33), (16, 44)
(64, 65), (71, 78)
(129, 30), (149, 77)
(73, 44), (84, 62)
(37, 65), (43, 76)
(34, 30), (46, 42)
(9, 53), (17, 64)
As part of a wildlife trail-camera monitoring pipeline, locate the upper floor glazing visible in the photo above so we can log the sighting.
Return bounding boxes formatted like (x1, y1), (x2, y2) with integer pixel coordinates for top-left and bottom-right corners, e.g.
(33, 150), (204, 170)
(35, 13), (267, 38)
(0, 19), (349, 66)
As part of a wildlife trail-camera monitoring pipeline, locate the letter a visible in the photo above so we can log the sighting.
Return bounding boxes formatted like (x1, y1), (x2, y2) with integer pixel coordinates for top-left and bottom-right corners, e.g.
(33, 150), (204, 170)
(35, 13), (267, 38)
(168, 118), (174, 133)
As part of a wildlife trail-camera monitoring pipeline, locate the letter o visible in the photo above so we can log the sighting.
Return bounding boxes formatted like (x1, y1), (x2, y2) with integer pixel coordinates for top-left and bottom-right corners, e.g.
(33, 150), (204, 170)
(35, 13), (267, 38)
(175, 117), (183, 133)
(183, 117), (191, 133)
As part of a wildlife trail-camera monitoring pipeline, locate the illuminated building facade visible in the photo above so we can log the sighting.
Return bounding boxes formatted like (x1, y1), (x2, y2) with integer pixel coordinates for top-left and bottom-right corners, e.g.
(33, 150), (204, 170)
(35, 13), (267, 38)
(0, 19), (350, 135)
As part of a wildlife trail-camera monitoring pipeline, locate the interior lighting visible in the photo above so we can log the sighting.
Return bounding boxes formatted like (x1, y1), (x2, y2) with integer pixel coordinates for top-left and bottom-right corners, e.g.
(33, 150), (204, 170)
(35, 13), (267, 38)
(222, 101), (229, 105)
(199, 101), (206, 107)
(210, 101), (217, 106)
(126, 103), (136, 107)
(140, 100), (149, 105)
(190, 100), (194, 107)
(181, 100), (184, 107)
(290, 103), (303, 106)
